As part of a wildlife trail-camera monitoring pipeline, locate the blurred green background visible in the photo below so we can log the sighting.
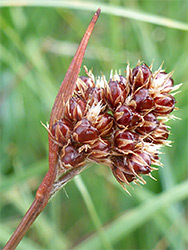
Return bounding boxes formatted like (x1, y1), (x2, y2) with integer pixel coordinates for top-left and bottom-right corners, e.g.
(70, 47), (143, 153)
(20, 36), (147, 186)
(0, 0), (188, 249)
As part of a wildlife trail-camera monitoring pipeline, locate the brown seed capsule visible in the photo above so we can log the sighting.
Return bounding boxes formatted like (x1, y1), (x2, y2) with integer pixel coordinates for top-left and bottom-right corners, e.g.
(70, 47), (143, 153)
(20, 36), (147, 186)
(95, 113), (114, 137)
(114, 105), (132, 128)
(149, 124), (169, 144)
(127, 151), (151, 174)
(132, 64), (152, 89)
(136, 112), (159, 135)
(105, 75), (130, 109)
(51, 118), (72, 145)
(154, 94), (175, 115)
(112, 156), (133, 174)
(128, 110), (144, 129)
(125, 173), (136, 183)
(73, 118), (99, 143)
(134, 88), (154, 111)
(119, 75), (128, 84)
(112, 166), (136, 184)
(79, 76), (95, 88)
(60, 145), (85, 169)
(154, 72), (174, 93)
(88, 138), (111, 161)
(75, 76), (95, 100)
(114, 130), (139, 152)
(86, 87), (105, 107)
(111, 157), (136, 184)
(65, 96), (86, 122)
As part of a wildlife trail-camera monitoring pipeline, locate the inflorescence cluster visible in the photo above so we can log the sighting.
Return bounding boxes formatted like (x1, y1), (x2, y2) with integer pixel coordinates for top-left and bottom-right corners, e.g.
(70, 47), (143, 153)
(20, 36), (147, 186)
(51, 63), (181, 192)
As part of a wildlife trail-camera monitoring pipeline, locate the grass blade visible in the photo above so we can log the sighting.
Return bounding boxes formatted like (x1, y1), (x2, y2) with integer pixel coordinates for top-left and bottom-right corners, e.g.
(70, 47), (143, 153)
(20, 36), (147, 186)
(0, 1), (187, 31)
(74, 176), (113, 250)
(75, 180), (188, 249)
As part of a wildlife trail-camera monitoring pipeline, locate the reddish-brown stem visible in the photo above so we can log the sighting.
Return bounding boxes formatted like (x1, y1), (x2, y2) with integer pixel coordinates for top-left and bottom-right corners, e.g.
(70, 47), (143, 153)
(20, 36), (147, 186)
(49, 7), (101, 128)
(2, 198), (45, 250)
(3, 8), (101, 250)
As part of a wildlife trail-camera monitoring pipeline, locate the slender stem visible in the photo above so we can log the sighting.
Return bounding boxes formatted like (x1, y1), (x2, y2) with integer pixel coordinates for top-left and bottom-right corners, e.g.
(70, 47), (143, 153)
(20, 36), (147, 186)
(3, 166), (88, 250)
(3, 170), (55, 250)
(3, 198), (46, 250)
(49, 7), (101, 128)
(3, 9), (100, 250)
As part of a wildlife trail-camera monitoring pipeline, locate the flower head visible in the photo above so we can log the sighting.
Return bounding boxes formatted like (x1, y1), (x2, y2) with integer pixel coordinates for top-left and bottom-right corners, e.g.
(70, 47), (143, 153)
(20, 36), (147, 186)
(51, 62), (181, 192)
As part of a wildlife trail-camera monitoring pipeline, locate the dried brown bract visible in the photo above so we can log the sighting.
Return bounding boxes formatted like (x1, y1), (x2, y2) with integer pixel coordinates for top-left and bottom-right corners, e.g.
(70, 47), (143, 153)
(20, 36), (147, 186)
(4, 8), (101, 250)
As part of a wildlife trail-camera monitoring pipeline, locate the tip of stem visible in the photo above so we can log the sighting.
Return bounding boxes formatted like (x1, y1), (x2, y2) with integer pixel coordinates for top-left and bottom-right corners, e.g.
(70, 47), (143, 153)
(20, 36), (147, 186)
(92, 8), (101, 24)
(96, 8), (101, 16)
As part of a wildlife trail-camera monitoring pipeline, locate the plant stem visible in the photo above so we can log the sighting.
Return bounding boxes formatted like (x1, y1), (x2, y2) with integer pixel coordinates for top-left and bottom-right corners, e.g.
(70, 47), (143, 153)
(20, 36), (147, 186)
(3, 8), (101, 250)
(3, 198), (46, 250)
(3, 165), (88, 250)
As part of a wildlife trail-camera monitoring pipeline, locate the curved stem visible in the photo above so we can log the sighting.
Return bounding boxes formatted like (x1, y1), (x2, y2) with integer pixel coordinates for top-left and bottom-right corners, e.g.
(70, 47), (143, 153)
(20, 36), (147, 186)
(3, 8), (101, 250)
(3, 166), (88, 250)
(3, 197), (46, 250)
(49, 7), (101, 128)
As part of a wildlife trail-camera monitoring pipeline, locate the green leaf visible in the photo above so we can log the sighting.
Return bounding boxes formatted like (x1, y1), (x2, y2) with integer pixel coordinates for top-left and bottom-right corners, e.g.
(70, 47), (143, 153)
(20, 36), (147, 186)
(75, 180), (188, 249)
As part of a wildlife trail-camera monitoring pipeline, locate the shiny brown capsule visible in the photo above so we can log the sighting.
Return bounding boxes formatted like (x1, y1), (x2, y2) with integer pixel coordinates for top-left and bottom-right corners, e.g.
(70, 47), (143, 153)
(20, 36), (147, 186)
(88, 138), (111, 161)
(114, 130), (139, 152)
(154, 94), (175, 115)
(86, 87), (105, 107)
(75, 76), (95, 100)
(136, 112), (159, 135)
(73, 118), (99, 143)
(95, 113), (114, 137)
(111, 157), (132, 184)
(79, 76), (95, 88)
(60, 145), (85, 169)
(114, 105), (132, 128)
(132, 64), (152, 89)
(65, 96), (86, 122)
(150, 124), (169, 144)
(134, 88), (154, 111)
(74, 76), (95, 101)
(105, 75), (130, 109)
(113, 167), (135, 183)
(51, 118), (72, 145)
(128, 110), (144, 130)
(112, 156), (134, 175)
(154, 72), (174, 93)
(127, 151), (151, 174)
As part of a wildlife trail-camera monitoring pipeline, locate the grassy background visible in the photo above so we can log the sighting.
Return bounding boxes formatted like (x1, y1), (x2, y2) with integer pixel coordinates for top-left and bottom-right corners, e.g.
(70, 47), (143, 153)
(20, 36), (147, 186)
(0, 0), (188, 249)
